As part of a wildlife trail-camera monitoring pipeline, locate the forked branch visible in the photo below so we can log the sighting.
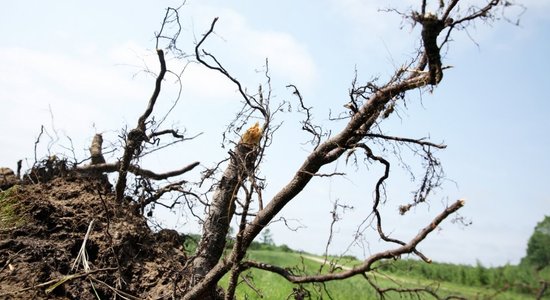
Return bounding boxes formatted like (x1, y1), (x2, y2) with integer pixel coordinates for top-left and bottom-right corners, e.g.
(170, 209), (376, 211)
(115, 49), (167, 201)
(195, 17), (268, 119)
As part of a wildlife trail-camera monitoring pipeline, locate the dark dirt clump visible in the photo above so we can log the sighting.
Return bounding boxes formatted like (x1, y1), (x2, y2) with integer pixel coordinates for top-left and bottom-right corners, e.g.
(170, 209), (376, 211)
(0, 163), (192, 299)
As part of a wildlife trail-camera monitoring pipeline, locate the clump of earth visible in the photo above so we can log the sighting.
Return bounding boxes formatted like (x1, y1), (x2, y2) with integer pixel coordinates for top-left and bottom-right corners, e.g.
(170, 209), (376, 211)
(0, 159), (193, 299)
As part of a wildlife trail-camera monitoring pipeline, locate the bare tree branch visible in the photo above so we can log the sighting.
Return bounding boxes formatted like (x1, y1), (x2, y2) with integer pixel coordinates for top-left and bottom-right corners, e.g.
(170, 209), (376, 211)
(195, 17), (268, 119)
(287, 84), (324, 147)
(365, 273), (465, 300)
(240, 199), (464, 284)
(175, 2), (517, 298)
(78, 161), (199, 181)
(191, 135), (262, 290)
(115, 49), (167, 202)
(225, 180), (256, 300)
(184, 50), (449, 300)
(299, 171), (346, 178)
(148, 129), (186, 139)
(33, 125), (45, 164)
(363, 133), (446, 149)
(137, 179), (190, 209)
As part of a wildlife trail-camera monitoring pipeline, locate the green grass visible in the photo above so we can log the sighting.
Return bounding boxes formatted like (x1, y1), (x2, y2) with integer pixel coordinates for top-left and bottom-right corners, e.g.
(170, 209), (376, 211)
(219, 250), (381, 299)
(376, 257), (549, 298)
(218, 250), (545, 299)
(0, 186), (28, 229)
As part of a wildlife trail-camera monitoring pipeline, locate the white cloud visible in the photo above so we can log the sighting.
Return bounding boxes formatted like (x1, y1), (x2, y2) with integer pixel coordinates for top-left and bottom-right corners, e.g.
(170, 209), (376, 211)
(248, 30), (317, 88)
(328, 0), (426, 35)
(0, 47), (147, 102)
(0, 9), (320, 168)
(0, 39), (261, 168)
(0, 46), (152, 166)
(101, 6), (320, 106)
(183, 5), (318, 90)
(108, 41), (242, 102)
(523, 0), (550, 10)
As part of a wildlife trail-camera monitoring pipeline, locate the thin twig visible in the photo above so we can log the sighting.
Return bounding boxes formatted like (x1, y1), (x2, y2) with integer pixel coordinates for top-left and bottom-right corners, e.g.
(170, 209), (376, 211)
(195, 17), (268, 119)
(363, 133), (446, 149)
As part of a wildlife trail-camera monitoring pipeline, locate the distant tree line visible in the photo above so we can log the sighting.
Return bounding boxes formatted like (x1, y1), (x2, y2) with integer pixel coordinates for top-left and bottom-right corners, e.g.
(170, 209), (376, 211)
(378, 215), (550, 297)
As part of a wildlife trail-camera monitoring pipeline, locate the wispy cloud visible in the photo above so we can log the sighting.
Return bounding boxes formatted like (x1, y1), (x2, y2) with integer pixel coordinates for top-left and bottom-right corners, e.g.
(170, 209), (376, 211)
(0, 46), (151, 164)
(181, 5), (318, 90)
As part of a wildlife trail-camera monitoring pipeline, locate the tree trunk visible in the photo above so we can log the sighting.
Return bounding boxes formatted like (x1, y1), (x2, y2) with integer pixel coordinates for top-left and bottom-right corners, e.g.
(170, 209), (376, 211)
(191, 142), (258, 297)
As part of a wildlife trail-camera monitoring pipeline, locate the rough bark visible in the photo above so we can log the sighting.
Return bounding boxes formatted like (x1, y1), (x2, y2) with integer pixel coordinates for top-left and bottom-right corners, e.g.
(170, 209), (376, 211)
(89, 134), (106, 165)
(191, 141), (259, 298)
(418, 13), (445, 85)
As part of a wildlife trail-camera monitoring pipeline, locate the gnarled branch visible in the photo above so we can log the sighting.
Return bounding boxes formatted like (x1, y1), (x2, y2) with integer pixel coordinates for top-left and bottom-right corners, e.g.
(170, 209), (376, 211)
(115, 49), (167, 201)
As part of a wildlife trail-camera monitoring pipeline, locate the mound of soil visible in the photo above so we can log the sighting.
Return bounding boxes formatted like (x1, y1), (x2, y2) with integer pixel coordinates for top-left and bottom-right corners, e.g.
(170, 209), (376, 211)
(0, 169), (191, 299)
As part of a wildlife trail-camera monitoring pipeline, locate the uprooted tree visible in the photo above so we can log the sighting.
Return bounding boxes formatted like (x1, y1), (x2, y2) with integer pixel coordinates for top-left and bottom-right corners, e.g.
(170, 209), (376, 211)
(0, 1), (522, 299)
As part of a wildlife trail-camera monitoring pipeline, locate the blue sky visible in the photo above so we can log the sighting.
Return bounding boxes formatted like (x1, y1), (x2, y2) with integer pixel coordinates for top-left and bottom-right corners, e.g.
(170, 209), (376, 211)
(1, 0), (549, 266)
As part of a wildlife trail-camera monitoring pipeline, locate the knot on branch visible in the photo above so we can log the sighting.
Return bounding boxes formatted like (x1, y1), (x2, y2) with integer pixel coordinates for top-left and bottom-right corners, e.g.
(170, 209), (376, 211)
(128, 128), (147, 144)
(413, 12), (446, 85)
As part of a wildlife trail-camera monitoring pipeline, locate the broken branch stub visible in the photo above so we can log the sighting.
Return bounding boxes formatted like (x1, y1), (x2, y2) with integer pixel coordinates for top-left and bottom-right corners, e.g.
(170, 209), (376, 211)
(191, 123), (263, 293)
(89, 134), (106, 165)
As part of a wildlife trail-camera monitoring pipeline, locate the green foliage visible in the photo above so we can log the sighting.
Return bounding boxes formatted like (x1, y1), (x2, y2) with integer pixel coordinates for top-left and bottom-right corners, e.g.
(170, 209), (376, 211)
(340, 254), (358, 261)
(376, 258), (543, 296)
(246, 241), (292, 252)
(219, 250), (382, 299)
(183, 233), (200, 255)
(278, 244), (292, 253)
(524, 215), (550, 271)
(261, 228), (274, 245)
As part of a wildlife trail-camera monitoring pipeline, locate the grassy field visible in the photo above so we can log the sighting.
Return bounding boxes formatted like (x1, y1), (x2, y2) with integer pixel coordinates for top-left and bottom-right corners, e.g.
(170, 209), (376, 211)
(219, 250), (544, 299)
